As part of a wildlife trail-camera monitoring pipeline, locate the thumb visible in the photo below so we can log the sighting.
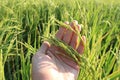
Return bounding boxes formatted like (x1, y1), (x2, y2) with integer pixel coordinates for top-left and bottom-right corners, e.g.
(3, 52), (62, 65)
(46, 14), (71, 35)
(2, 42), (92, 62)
(39, 41), (50, 54)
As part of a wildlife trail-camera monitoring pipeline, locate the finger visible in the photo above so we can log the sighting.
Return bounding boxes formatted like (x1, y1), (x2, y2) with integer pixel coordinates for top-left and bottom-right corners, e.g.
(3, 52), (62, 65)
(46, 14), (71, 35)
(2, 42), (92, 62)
(70, 34), (78, 49)
(77, 24), (81, 32)
(62, 28), (73, 44)
(70, 24), (81, 49)
(32, 42), (51, 69)
(32, 41), (50, 67)
(55, 21), (69, 40)
(63, 20), (78, 44)
(77, 36), (86, 54)
(39, 41), (50, 54)
(70, 20), (78, 30)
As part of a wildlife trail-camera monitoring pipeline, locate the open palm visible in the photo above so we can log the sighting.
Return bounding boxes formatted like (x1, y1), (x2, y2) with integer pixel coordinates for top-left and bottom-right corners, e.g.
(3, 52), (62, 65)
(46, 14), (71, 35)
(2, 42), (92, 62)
(32, 21), (86, 80)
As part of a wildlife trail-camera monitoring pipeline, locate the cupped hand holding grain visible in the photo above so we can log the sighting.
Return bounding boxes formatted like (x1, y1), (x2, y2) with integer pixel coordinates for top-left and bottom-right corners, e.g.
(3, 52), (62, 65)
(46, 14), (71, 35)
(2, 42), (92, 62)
(32, 20), (86, 80)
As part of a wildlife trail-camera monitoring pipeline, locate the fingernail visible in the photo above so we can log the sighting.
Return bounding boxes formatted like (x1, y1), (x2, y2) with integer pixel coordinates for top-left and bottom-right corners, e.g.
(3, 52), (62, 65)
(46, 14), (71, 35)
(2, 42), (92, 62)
(73, 20), (78, 25)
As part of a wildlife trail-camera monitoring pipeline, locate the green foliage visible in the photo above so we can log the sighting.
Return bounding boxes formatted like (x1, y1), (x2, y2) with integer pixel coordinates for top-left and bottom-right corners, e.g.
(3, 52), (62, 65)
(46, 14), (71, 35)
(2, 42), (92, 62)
(0, 0), (120, 80)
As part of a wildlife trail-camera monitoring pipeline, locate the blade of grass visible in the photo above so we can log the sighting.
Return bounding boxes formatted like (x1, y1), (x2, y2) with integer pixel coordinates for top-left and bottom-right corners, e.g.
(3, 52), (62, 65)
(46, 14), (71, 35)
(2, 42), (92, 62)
(103, 69), (120, 80)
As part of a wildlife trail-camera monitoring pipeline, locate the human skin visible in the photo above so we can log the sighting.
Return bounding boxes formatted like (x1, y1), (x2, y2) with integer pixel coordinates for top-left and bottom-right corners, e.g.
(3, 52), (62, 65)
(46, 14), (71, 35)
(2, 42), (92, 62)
(32, 20), (86, 80)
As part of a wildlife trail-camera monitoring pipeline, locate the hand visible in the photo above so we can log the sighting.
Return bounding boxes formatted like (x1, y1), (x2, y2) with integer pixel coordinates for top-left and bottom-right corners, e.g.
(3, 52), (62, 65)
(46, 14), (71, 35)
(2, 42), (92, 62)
(32, 20), (86, 80)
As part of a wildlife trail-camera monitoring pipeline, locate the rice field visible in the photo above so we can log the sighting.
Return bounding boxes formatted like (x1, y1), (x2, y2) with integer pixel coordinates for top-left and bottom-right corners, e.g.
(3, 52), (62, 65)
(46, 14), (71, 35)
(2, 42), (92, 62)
(0, 0), (120, 80)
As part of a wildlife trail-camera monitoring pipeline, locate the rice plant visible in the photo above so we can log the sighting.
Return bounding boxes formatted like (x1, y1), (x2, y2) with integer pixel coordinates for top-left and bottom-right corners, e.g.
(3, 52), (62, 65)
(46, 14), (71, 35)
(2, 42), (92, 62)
(0, 0), (120, 80)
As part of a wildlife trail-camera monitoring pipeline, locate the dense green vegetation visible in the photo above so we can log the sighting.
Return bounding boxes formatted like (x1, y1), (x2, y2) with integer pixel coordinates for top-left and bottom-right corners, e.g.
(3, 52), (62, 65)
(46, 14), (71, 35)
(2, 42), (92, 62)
(0, 0), (120, 80)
